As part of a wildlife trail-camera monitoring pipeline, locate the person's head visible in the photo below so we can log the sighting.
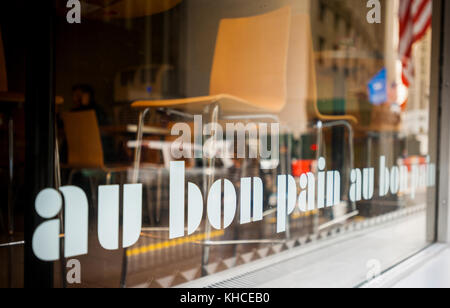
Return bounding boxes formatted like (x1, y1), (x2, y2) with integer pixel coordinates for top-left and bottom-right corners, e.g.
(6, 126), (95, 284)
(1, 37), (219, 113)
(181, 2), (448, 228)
(72, 84), (95, 108)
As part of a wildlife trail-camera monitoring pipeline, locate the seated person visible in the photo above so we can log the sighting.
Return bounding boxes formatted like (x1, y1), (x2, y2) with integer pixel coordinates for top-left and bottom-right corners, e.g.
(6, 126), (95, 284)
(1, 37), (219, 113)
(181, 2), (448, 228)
(71, 84), (108, 126)
(59, 84), (115, 165)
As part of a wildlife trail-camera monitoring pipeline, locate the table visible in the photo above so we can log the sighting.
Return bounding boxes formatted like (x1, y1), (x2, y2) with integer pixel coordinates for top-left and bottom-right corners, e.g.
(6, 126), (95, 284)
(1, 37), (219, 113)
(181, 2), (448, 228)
(100, 124), (169, 136)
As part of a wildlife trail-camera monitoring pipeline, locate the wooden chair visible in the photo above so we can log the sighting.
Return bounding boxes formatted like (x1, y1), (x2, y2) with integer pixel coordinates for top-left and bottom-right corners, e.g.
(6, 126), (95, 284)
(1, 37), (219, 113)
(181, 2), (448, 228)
(132, 8), (356, 168)
(131, 6), (292, 177)
(61, 110), (130, 183)
(61, 110), (131, 243)
(127, 6), (291, 283)
(132, 6), (291, 114)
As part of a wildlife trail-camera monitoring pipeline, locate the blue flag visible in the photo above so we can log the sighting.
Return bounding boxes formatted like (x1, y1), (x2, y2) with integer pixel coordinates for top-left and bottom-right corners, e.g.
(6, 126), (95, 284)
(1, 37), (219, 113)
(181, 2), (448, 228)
(367, 68), (387, 105)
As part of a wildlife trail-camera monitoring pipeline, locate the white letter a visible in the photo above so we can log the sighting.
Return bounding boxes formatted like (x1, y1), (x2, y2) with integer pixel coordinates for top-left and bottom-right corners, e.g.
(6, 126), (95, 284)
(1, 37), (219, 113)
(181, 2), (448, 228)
(367, 0), (381, 24)
(67, 0), (81, 24)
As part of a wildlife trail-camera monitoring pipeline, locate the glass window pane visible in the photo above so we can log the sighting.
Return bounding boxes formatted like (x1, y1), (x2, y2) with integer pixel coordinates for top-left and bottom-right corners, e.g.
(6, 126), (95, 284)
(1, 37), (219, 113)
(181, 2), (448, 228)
(0, 0), (440, 288)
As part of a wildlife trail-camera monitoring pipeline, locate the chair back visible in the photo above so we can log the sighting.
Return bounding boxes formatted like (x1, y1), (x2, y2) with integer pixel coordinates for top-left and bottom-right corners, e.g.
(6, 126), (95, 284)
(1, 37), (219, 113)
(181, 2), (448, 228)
(278, 13), (317, 135)
(62, 110), (105, 168)
(0, 26), (7, 92)
(209, 7), (291, 113)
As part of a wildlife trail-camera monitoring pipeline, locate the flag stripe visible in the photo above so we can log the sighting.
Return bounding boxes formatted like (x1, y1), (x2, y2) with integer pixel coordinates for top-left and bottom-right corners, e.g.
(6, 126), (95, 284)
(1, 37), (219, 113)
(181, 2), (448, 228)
(399, 0), (432, 87)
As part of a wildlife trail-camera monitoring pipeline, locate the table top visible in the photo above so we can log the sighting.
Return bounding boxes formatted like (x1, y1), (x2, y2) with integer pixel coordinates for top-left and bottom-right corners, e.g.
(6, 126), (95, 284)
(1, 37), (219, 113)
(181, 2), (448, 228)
(0, 92), (64, 104)
(0, 92), (25, 103)
(100, 124), (170, 136)
(85, 0), (182, 19)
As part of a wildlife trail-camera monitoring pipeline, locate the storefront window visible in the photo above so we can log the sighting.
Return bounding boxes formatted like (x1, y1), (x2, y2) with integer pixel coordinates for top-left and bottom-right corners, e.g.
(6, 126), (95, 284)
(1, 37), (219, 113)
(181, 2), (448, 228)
(0, 0), (439, 288)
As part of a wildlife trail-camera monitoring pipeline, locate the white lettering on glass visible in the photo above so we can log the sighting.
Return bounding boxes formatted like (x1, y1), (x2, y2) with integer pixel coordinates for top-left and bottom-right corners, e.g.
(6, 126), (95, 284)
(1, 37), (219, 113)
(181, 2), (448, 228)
(60, 186), (89, 258)
(32, 186), (88, 261)
(170, 115), (280, 169)
(98, 185), (119, 250)
(32, 184), (141, 261)
(66, 0), (81, 24)
(98, 184), (143, 250)
(32, 154), (436, 260)
(32, 188), (63, 261)
(367, 0), (381, 24)
(66, 259), (81, 284)
(240, 177), (263, 225)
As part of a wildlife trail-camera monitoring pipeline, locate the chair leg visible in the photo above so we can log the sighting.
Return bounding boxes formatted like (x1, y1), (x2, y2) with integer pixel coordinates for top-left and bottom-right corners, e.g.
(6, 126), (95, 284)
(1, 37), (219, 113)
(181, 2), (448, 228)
(312, 121), (324, 235)
(67, 169), (78, 185)
(53, 136), (69, 288)
(284, 134), (293, 240)
(156, 168), (162, 224)
(0, 206), (5, 233)
(132, 108), (150, 184)
(145, 180), (155, 226)
(55, 138), (62, 189)
(201, 103), (220, 277)
(87, 175), (99, 234)
(346, 124), (356, 212)
(120, 107), (150, 289)
(7, 116), (14, 238)
(318, 120), (356, 212)
(106, 172), (112, 185)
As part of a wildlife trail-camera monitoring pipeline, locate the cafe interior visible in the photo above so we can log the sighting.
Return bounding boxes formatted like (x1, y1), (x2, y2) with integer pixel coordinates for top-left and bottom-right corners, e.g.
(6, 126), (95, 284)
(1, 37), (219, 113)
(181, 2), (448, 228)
(0, 0), (432, 287)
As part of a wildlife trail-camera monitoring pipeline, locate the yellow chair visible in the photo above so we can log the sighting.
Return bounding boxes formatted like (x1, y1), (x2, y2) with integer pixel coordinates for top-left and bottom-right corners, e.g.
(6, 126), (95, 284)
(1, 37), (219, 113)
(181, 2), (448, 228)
(132, 8), (357, 163)
(61, 110), (130, 185)
(131, 6), (292, 180)
(132, 7), (291, 114)
(126, 7), (358, 285)
(61, 110), (131, 238)
(128, 7), (291, 282)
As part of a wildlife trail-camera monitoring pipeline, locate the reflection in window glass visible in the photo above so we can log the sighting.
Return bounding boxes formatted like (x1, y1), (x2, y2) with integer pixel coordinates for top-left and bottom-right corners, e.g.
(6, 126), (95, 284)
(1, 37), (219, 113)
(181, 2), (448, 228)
(0, 0), (437, 288)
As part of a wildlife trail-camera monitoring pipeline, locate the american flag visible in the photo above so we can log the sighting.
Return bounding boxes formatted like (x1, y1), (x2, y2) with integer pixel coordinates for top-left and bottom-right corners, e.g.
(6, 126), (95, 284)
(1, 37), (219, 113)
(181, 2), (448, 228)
(399, 0), (432, 87)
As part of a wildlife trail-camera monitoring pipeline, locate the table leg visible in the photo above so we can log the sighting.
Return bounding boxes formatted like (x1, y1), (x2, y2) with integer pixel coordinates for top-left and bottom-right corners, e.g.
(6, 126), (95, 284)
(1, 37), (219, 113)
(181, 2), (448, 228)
(0, 201), (4, 232)
(6, 116), (13, 288)
(55, 137), (67, 288)
(201, 103), (219, 277)
(132, 108), (150, 183)
(156, 168), (163, 224)
(7, 117), (13, 236)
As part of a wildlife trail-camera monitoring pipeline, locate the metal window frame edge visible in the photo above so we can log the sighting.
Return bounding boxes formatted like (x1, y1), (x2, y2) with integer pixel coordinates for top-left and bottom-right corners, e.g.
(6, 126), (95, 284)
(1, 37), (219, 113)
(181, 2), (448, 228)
(431, 0), (450, 243)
